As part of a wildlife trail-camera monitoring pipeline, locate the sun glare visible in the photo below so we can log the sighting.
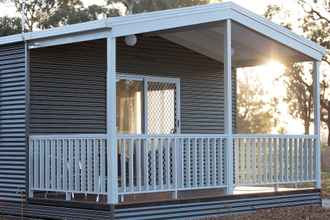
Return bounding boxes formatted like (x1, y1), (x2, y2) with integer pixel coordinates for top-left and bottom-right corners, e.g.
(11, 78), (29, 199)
(264, 60), (285, 75)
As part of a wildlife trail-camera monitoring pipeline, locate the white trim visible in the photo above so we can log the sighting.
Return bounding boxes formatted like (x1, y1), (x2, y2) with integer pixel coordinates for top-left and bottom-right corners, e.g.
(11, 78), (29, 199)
(0, 2), (325, 60)
(224, 19), (234, 195)
(29, 134), (107, 139)
(28, 30), (109, 49)
(0, 19), (111, 46)
(107, 36), (118, 204)
(313, 61), (321, 189)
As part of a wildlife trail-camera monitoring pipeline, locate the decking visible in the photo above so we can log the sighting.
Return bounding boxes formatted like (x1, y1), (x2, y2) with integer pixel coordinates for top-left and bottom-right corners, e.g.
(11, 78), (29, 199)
(0, 189), (321, 220)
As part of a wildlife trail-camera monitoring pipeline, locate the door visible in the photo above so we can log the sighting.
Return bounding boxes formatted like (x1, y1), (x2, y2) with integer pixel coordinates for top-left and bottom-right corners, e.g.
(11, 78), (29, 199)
(145, 77), (180, 134)
(116, 75), (180, 134)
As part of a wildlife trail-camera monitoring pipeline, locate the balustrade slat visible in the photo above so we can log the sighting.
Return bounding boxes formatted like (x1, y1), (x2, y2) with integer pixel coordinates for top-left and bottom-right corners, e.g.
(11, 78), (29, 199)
(165, 138), (171, 188)
(219, 138), (223, 185)
(158, 138), (163, 190)
(74, 140), (79, 191)
(68, 140), (74, 191)
(136, 139), (142, 191)
(299, 138), (303, 181)
(279, 138), (283, 182)
(187, 138), (191, 188)
(100, 139), (106, 193)
(51, 140), (56, 189)
(193, 138), (197, 187)
(33, 140), (39, 189)
(45, 140), (50, 189)
(81, 139), (87, 192)
(87, 139), (93, 192)
(39, 140), (45, 189)
(56, 140), (61, 190)
(120, 140), (126, 192)
(206, 138), (211, 186)
(94, 139), (99, 193)
(152, 139), (157, 190)
(252, 138), (256, 184)
(143, 139), (149, 191)
(212, 138), (216, 186)
(129, 139), (134, 192)
(63, 140), (68, 192)
(304, 138), (308, 181)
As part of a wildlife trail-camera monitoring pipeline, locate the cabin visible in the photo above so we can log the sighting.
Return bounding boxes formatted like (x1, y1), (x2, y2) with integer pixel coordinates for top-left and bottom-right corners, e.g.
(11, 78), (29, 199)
(0, 2), (326, 219)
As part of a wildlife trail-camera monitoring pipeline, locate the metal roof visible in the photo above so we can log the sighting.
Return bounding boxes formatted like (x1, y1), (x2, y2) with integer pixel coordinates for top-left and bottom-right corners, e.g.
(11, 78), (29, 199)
(0, 1), (326, 61)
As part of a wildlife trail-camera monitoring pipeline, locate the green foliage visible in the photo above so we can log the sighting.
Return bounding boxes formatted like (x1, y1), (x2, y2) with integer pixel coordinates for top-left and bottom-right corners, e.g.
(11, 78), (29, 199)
(0, 16), (21, 36)
(264, 4), (281, 20)
(13, 0), (120, 31)
(107, 0), (219, 15)
(237, 76), (279, 134)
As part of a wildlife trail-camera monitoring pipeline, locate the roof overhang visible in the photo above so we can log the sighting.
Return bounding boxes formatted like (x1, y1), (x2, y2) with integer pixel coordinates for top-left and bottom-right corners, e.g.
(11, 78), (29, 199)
(0, 1), (326, 62)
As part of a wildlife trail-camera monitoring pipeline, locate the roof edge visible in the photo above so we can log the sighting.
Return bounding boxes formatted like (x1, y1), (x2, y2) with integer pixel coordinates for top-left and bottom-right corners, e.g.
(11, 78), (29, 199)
(0, 1), (326, 60)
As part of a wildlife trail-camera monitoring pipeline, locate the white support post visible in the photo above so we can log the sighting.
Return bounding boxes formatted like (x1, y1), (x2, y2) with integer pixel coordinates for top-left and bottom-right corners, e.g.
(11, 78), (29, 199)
(107, 35), (118, 204)
(313, 61), (321, 189)
(224, 19), (234, 194)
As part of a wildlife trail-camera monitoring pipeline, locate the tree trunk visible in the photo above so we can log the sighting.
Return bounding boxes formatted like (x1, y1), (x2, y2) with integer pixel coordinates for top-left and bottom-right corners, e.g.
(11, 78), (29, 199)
(304, 121), (310, 135)
(328, 107), (330, 147)
(328, 125), (330, 147)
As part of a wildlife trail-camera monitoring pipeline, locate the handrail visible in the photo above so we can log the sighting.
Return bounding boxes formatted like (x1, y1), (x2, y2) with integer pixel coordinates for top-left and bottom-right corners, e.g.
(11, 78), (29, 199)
(29, 133), (317, 139)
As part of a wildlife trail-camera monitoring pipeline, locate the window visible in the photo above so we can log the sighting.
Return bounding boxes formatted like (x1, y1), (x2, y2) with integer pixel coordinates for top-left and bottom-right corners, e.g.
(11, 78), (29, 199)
(116, 74), (180, 134)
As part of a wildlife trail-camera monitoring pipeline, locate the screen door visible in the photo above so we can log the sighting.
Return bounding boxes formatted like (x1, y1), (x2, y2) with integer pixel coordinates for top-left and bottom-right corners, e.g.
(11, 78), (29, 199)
(145, 77), (180, 134)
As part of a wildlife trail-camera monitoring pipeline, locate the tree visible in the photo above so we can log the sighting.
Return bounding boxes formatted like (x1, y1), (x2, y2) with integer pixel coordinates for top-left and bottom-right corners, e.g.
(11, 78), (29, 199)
(12, 0), (119, 31)
(264, 4), (321, 137)
(297, 0), (330, 145)
(107, 0), (218, 15)
(283, 63), (314, 134)
(237, 76), (279, 134)
(0, 16), (22, 36)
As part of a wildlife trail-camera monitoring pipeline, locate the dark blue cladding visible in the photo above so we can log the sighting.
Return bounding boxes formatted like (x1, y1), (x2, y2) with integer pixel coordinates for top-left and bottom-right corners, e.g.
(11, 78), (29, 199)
(0, 43), (27, 202)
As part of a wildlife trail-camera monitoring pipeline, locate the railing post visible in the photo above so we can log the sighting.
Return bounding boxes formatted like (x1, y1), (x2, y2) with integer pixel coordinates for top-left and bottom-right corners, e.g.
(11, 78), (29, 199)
(28, 138), (33, 198)
(224, 19), (234, 194)
(313, 61), (321, 189)
(107, 35), (118, 204)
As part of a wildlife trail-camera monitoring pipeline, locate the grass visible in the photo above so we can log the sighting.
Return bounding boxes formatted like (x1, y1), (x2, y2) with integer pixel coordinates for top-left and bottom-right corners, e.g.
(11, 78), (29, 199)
(322, 170), (330, 198)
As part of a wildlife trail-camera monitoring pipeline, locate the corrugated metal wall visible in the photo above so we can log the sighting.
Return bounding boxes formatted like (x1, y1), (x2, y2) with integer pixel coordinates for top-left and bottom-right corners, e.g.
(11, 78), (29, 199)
(30, 36), (236, 134)
(0, 43), (27, 201)
(30, 41), (106, 134)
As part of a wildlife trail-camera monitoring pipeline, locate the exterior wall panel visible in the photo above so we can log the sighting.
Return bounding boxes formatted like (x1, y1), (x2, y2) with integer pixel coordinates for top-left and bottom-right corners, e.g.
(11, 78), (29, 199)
(30, 37), (236, 134)
(0, 43), (27, 202)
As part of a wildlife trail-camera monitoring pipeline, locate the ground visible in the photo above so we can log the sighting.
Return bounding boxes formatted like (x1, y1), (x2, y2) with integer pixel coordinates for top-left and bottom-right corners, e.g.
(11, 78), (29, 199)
(2, 171), (330, 219)
(205, 206), (330, 220)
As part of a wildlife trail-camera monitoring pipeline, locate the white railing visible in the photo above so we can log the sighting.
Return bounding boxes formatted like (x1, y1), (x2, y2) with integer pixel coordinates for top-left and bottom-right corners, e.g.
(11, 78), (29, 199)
(29, 134), (318, 200)
(234, 135), (317, 186)
(117, 134), (227, 194)
(29, 134), (108, 197)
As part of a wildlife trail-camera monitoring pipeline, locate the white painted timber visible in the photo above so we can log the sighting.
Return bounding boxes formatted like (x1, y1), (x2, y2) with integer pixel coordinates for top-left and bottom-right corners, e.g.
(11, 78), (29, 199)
(224, 19), (234, 194)
(233, 135), (317, 186)
(313, 61), (321, 189)
(107, 36), (118, 204)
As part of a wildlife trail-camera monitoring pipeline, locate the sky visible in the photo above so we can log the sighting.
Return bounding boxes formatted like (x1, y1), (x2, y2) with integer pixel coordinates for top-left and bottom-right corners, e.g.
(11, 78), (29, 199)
(0, 0), (322, 136)
(0, 0), (304, 17)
